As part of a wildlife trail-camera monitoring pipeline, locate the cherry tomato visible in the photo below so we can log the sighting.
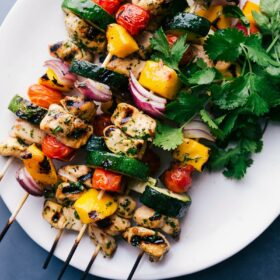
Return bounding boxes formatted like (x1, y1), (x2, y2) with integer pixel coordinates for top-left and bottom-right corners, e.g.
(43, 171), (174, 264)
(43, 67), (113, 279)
(28, 84), (63, 109)
(236, 23), (249, 36)
(116, 4), (150, 35)
(166, 34), (179, 47)
(142, 149), (161, 175)
(160, 163), (194, 193)
(93, 114), (112, 136)
(42, 135), (75, 161)
(93, 0), (121, 14)
(92, 168), (122, 192)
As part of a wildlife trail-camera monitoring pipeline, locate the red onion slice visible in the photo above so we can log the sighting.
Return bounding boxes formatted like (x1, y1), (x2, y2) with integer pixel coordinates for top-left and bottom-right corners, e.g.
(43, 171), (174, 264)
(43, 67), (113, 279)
(44, 60), (77, 87)
(129, 72), (167, 104)
(183, 119), (216, 142)
(16, 167), (44, 196)
(75, 79), (112, 102)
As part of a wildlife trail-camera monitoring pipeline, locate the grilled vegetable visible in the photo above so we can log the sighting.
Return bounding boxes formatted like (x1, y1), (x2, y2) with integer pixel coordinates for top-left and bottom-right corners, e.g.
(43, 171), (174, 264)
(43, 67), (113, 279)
(60, 96), (97, 122)
(123, 226), (170, 262)
(40, 104), (93, 149)
(93, 0), (121, 14)
(92, 168), (122, 192)
(138, 61), (181, 100)
(242, 0), (260, 34)
(64, 11), (106, 53)
(70, 60), (129, 92)
(111, 103), (157, 141)
(28, 84), (63, 109)
(106, 24), (139, 58)
(58, 165), (93, 188)
(103, 126), (147, 159)
(0, 137), (27, 158)
(173, 138), (210, 172)
(49, 40), (93, 63)
(8, 95), (47, 125)
(86, 136), (108, 152)
(62, 0), (115, 30)
(166, 13), (211, 37)
(140, 184), (191, 217)
(74, 189), (118, 223)
(116, 4), (150, 36)
(87, 150), (150, 180)
(88, 224), (117, 257)
(10, 119), (46, 145)
(21, 144), (58, 185)
(93, 114), (112, 137)
(116, 195), (137, 219)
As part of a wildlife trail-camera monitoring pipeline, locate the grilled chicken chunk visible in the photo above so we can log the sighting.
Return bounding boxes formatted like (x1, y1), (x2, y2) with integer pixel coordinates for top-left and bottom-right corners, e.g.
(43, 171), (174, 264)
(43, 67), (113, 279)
(58, 165), (93, 188)
(161, 216), (181, 239)
(0, 137), (27, 158)
(96, 214), (131, 237)
(111, 103), (156, 141)
(135, 31), (153, 59)
(88, 224), (117, 257)
(61, 96), (97, 123)
(132, 0), (165, 15)
(123, 226), (170, 262)
(55, 182), (87, 205)
(40, 104), (93, 149)
(63, 207), (83, 231)
(107, 57), (146, 79)
(116, 195), (137, 219)
(49, 40), (93, 63)
(64, 11), (106, 53)
(10, 119), (46, 145)
(104, 126), (147, 159)
(133, 206), (164, 229)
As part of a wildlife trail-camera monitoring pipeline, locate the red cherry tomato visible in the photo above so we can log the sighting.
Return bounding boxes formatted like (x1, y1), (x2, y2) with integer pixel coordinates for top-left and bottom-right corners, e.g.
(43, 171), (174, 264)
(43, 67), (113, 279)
(42, 135), (75, 161)
(93, 114), (112, 136)
(92, 168), (122, 192)
(166, 34), (179, 47)
(236, 23), (249, 36)
(116, 4), (150, 35)
(161, 164), (194, 193)
(93, 0), (121, 14)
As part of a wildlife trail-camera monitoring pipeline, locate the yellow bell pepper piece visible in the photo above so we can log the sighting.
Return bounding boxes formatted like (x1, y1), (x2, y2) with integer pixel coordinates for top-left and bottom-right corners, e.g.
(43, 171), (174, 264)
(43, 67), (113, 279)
(74, 189), (118, 224)
(106, 24), (139, 58)
(139, 61), (181, 100)
(173, 138), (210, 172)
(22, 144), (58, 185)
(38, 69), (72, 92)
(196, 5), (231, 29)
(242, 1), (260, 34)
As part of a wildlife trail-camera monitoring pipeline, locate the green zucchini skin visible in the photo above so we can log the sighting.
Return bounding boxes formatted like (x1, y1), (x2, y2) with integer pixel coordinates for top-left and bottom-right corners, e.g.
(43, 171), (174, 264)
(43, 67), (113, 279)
(86, 136), (108, 152)
(87, 150), (150, 181)
(140, 185), (192, 218)
(8, 95), (48, 125)
(62, 0), (115, 30)
(167, 13), (211, 37)
(70, 60), (129, 92)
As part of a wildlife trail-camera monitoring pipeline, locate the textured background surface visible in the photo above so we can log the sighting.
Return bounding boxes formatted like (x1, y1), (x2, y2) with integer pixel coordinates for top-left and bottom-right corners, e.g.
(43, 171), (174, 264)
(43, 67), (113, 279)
(0, 1), (280, 279)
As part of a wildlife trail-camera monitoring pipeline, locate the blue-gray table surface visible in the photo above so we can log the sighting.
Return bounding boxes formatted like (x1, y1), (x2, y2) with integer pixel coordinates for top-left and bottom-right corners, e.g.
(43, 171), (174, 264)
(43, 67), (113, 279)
(0, 1), (280, 279)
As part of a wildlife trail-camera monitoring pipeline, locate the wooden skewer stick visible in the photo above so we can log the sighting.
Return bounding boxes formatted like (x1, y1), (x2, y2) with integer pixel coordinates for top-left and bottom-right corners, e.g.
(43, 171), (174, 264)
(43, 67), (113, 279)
(57, 224), (88, 280)
(0, 157), (14, 181)
(101, 53), (113, 68)
(43, 229), (64, 269)
(127, 251), (144, 280)
(0, 192), (29, 242)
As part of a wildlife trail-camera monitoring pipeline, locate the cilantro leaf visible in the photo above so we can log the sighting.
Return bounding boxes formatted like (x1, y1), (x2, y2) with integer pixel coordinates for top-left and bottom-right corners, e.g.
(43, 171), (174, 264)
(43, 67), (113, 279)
(200, 109), (223, 138)
(153, 122), (183, 151)
(245, 92), (269, 116)
(166, 91), (209, 124)
(188, 68), (216, 85)
(151, 27), (189, 71)
(223, 6), (250, 27)
(252, 11), (271, 34)
(260, 0), (280, 16)
(204, 28), (246, 62)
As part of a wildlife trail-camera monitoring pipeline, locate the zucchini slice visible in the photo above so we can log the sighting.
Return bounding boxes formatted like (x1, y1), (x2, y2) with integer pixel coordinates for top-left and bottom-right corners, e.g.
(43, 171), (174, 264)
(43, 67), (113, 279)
(167, 13), (211, 37)
(140, 185), (191, 218)
(86, 136), (108, 152)
(70, 60), (129, 92)
(87, 150), (150, 181)
(8, 95), (48, 125)
(62, 0), (115, 31)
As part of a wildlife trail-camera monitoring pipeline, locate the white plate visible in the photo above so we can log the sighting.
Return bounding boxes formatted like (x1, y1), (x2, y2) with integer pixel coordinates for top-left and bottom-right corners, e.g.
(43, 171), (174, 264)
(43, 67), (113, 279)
(0, 0), (279, 279)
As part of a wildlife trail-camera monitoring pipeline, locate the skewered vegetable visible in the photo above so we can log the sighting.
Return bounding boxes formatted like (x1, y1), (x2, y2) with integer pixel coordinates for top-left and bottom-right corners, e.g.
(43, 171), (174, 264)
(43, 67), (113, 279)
(106, 24), (139, 58)
(8, 95), (47, 125)
(173, 138), (210, 172)
(93, 0), (121, 15)
(40, 104), (93, 149)
(92, 168), (122, 192)
(87, 150), (150, 181)
(116, 195), (137, 219)
(21, 144), (58, 185)
(74, 189), (118, 223)
(242, 0), (260, 34)
(86, 136), (108, 152)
